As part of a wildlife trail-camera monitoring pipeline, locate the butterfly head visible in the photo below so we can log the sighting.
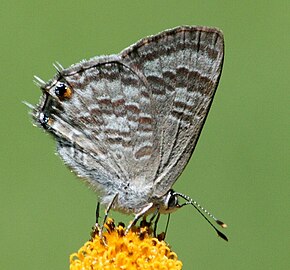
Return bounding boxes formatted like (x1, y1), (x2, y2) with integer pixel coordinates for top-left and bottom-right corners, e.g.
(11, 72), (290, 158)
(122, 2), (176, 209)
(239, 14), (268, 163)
(159, 189), (180, 214)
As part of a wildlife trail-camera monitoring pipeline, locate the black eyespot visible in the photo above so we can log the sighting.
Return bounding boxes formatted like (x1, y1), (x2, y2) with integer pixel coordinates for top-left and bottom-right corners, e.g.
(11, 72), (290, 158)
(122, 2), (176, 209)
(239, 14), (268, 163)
(39, 112), (50, 127)
(55, 82), (72, 100)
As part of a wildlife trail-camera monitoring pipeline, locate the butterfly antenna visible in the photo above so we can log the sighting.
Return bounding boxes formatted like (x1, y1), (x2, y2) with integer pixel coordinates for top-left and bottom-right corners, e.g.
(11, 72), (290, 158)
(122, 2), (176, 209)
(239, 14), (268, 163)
(174, 192), (228, 241)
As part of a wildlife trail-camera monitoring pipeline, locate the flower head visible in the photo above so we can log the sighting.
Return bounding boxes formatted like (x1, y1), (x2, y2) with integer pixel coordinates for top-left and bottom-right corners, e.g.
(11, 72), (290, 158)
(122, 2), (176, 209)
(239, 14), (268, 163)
(70, 218), (182, 270)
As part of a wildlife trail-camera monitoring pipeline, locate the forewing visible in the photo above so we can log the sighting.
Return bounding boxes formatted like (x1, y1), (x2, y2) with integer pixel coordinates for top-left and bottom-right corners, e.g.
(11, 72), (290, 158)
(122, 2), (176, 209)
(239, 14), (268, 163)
(120, 26), (224, 196)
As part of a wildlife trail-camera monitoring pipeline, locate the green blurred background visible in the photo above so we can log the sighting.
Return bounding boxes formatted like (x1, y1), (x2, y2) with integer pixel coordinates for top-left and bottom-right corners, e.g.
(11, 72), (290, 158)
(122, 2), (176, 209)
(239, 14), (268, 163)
(1, 1), (289, 269)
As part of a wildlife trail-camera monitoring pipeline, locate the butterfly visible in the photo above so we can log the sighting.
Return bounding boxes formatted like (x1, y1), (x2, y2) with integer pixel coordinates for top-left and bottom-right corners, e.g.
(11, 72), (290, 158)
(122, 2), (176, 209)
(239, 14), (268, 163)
(31, 25), (227, 240)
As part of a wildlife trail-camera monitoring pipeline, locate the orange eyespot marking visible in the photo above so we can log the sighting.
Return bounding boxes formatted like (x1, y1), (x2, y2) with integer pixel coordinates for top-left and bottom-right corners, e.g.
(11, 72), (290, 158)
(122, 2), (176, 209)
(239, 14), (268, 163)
(55, 82), (72, 100)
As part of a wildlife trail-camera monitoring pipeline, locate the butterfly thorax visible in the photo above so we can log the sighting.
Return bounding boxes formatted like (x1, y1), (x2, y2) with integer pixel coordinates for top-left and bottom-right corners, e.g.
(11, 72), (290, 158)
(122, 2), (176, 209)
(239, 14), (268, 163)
(98, 184), (179, 216)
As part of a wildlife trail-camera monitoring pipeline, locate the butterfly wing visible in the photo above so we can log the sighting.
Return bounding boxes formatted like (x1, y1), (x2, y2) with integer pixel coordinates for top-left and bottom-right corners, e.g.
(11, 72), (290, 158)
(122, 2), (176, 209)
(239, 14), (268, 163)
(33, 26), (224, 212)
(120, 26), (224, 197)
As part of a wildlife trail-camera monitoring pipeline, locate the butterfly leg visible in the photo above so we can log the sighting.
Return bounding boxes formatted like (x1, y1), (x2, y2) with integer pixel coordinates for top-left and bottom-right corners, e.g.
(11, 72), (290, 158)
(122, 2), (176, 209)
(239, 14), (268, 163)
(99, 193), (119, 239)
(125, 203), (153, 234)
(163, 213), (171, 239)
(153, 214), (170, 241)
(152, 212), (160, 237)
(95, 201), (100, 225)
(90, 202), (101, 240)
(151, 212), (170, 240)
(147, 207), (160, 237)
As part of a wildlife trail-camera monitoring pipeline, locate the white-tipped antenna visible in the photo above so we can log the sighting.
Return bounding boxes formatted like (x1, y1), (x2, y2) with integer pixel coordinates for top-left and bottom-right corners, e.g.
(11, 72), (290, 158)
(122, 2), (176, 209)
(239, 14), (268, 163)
(174, 192), (228, 241)
(53, 61), (64, 72)
(33, 75), (46, 87)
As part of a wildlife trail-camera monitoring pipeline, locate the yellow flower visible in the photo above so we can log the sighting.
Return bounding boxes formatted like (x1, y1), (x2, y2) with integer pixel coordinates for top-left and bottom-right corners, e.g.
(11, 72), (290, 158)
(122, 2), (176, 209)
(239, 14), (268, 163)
(70, 218), (182, 270)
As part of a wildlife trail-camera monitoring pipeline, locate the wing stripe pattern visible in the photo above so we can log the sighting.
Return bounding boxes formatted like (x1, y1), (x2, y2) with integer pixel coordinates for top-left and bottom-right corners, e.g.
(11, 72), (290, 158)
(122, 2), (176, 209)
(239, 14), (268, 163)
(121, 26), (224, 196)
(33, 26), (224, 212)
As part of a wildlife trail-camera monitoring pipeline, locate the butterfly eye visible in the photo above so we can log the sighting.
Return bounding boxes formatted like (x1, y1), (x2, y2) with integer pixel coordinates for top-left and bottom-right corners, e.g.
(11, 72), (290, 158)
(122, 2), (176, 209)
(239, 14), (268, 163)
(165, 191), (179, 210)
(55, 82), (72, 100)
